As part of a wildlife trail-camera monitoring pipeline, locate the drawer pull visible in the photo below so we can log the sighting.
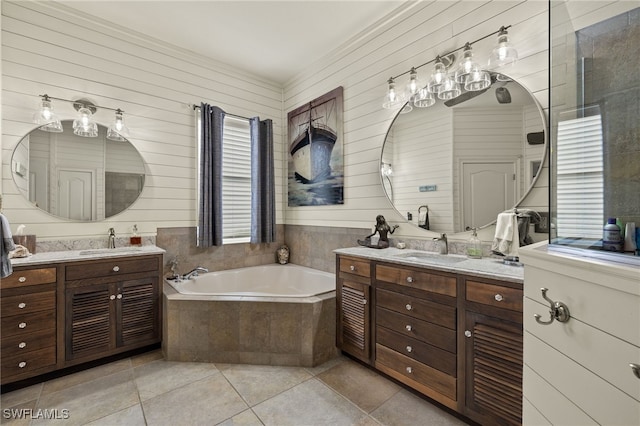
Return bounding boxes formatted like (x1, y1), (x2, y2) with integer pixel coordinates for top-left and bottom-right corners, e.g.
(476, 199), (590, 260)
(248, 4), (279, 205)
(113, 266), (120, 272)
(18, 362), (26, 368)
(406, 276), (414, 283)
(18, 302), (26, 309)
(110, 295), (116, 300)
(117, 294), (122, 299)
(361, 299), (367, 305)
(534, 287), (571, 325)
(405, 304), (412, 311)
(631, 363), (640, 380)
(349, 265), (356, 271)
(406, 345), (413, 353)
(18, 322), (27, 329)
(494, 294), (503, 302)
(405, 325), (412, 332)
(465, 330), (472, 338)
(18, 342), (26, 349)
(18, 276), (27, 283)
(406, 366), (412, 374)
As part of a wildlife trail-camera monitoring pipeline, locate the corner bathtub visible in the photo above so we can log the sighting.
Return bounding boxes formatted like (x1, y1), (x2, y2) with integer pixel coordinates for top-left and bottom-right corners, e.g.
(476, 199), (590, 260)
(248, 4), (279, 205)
(162, 264), (338, 367)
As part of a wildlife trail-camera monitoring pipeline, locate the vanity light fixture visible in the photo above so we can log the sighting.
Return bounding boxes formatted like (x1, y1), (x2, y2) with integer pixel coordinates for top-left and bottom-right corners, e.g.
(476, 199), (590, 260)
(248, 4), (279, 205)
(381, 162), (393, 176)
(33, 94), (130, 140)
(382, 25), (517, 110)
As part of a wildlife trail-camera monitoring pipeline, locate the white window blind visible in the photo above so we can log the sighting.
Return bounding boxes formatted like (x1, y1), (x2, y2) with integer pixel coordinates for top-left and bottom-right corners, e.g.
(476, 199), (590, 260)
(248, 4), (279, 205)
(222, 117), (252, 242)
(555, 111), (603, 239)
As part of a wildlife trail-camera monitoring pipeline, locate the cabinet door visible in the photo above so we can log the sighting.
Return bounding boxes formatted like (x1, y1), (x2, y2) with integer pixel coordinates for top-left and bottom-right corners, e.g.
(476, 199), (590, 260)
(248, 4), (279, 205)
(337, 278), (371, 363)
(464, 311), (522, 426)
(116, 277), (160, 347)
(66, 283), (115, 361)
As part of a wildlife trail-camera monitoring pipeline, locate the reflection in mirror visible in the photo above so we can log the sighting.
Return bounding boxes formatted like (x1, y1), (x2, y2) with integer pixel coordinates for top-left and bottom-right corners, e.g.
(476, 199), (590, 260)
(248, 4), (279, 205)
(381, 72), (546, 234)
(11, 120), (145, 221)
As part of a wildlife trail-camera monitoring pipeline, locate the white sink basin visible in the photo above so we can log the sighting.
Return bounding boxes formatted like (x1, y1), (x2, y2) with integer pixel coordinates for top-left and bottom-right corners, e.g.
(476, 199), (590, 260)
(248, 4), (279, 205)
(393, 251), (467, 264)
(79, 247), (143, 256)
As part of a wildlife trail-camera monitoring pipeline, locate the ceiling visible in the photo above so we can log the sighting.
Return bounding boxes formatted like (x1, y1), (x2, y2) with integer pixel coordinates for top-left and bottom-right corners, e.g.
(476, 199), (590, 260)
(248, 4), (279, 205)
(58, 0), (405, 84)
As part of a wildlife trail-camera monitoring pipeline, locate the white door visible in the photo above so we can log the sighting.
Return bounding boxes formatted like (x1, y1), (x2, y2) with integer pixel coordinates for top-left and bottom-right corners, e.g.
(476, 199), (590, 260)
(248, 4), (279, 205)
(462, 162), (517, 231)
(58, 170), (94, 220)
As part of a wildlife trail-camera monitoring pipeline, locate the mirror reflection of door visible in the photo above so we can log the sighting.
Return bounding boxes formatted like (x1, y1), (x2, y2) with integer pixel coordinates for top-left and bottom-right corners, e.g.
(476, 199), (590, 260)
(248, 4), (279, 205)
(462, 161), (517, 231)
(57, 169), (95, 221)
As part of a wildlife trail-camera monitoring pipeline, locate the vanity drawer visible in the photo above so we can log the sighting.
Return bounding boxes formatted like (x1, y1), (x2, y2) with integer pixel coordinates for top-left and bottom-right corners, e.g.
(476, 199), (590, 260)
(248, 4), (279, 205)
(66, 256), (159, 281)
(1, 346), (56, 380)
(338, 256), (371, 279)
(377, 288), (456, 329)
(1, 327), (56, 357)
(1, 290), (55, 318)
(377, 326), (456, 376)
(466, 280), (522, 312)
(376, 264), (456, 297)
(1, 309), (56, 338)
(375, 343), (456, 400)
(1, 268), (57, 289)
(376, 306), (456, 353)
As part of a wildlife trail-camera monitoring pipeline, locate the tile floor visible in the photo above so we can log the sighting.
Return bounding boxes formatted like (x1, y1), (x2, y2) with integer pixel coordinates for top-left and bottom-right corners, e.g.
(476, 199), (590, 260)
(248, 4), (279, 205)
(1, 350), (469, 425)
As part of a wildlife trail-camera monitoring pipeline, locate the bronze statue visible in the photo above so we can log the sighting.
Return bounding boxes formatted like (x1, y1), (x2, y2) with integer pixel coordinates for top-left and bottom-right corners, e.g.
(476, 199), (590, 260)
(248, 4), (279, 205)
(358, 215), (399, 249)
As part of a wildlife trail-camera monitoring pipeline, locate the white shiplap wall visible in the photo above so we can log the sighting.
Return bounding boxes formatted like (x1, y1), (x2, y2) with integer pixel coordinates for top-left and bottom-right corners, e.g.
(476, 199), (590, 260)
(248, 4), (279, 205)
(283, 0), (549, 242)
(1, 1), (283, 240)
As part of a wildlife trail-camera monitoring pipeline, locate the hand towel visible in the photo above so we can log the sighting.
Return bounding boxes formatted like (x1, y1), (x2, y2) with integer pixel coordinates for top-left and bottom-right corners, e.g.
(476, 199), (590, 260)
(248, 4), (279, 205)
(1, 213), (16, 278)
(491, 212), (520, 256)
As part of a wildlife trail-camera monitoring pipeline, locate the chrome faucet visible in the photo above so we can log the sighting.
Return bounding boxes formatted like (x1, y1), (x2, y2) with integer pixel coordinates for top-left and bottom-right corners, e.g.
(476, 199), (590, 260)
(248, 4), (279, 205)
(108, 228), (116, 249)
(183, 266), (209, 280)
(433, 233), (448, 254)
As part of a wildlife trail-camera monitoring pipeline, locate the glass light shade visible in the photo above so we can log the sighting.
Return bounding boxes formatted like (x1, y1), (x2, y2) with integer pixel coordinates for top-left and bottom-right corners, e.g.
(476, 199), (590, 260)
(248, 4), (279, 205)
(381, 163), (393, 176)
(107, 110), (130, 141)
(404, 68), (424, 102)
(454, 44), (478, 83)
(413, 87), (435, 108)
(73, 107), (98, 137)
(464, 69), (491, 91)
(33, 98), (63, 132)
(399, 102), (413, 114)
(382, 78), (405, 109)
(488, 29), (518, 68)
(427, 58), (448, 93)
(437, 77), (461, 100)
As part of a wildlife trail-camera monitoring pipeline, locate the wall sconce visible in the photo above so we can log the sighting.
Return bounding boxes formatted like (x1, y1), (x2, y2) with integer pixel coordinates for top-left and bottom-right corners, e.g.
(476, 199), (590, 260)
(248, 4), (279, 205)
(34, 94), (131, 141)
(382, 25), (517, 110)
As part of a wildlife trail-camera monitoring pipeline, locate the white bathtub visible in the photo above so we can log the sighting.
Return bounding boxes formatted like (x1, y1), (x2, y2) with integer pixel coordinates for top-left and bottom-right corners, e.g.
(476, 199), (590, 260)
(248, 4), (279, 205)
(166, 263), (335, 298)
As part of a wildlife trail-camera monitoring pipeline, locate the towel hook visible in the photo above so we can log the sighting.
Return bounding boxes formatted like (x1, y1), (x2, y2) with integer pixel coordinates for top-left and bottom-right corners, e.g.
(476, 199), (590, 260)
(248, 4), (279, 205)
(534, 287), (570, 325)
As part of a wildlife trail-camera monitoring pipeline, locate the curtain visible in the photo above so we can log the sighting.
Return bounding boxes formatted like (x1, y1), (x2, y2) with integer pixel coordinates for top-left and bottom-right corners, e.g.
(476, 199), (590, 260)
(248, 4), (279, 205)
(198, 104), (225, 247)
(250, 117), (275, 244)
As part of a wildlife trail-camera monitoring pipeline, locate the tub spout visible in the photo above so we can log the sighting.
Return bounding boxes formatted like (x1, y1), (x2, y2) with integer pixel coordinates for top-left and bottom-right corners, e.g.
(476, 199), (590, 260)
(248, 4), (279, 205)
(183, 267), (209, 280)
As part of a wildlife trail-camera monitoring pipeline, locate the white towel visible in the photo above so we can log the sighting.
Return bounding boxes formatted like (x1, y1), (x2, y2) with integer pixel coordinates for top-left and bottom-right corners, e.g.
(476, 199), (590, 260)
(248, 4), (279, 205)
(418, 210), (427, 225)
(491, 212), (520, 256)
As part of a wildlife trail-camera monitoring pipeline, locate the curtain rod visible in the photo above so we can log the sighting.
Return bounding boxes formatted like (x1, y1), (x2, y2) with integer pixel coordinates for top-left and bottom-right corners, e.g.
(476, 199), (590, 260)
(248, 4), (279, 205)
(190, 103), (251, 121)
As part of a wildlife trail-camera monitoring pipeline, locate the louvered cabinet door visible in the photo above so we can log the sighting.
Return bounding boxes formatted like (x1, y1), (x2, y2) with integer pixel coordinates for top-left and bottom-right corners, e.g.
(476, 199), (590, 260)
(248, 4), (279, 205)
(337, 278), (371, 363)
(464, 311), (523, 425)
(116, 277), (159, 347)
(66, 283), (115, 360)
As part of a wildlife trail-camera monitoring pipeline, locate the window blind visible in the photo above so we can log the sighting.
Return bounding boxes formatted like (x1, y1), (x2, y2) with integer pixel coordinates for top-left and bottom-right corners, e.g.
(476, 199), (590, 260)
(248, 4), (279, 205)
(222, 117), (252, 241)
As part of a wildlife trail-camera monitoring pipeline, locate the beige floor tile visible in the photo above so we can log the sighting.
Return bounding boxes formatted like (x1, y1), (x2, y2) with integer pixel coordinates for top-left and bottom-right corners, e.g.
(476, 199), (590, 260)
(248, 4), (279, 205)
(216, 408), (263, 426)
(85, 404), (146, 426)
(370, 389), (467, 426)
(252, 379), (368, 426)
(133, 359), (219, 401)
(0, 383), (42, 409)
(220, 364), (312, 406)
(303, 354), (349, 376)
(142, 374), (248, 425)
(41, 358), (132, 396)
(33, 370), (139, 426)
(317, 360), (401, 413)
(130, 349), (164, 367)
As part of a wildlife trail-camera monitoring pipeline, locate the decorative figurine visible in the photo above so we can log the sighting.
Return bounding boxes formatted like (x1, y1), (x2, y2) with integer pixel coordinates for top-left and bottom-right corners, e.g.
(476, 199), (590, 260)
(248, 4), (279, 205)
(277, 245), (290, 264)
(358, 215), (399, 249)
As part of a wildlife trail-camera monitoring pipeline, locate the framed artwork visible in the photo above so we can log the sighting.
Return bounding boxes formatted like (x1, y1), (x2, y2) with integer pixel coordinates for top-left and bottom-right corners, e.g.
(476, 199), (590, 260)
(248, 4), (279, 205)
(287, 86), (344, 206)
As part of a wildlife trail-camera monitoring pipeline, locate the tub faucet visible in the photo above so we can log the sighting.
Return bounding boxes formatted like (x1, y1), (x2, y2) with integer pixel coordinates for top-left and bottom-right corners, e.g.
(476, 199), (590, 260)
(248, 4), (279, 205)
(183, 267), (209, 280)
(108, 228), (116, 249)
(433, 233), (448, 254)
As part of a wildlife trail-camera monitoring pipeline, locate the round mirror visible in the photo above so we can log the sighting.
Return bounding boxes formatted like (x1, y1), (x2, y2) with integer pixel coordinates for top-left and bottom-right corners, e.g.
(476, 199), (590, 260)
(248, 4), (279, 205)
(381, 72), (546, 234)
(11, 120), (145, 221)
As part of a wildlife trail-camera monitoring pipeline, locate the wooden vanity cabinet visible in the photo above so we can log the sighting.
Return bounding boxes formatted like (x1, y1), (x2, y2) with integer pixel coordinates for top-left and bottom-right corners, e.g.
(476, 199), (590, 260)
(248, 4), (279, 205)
(0, 266), (59, 384)
(462, 276), (523, 426)
(336, 255), (373, 364)
(64, 254), (162, 364)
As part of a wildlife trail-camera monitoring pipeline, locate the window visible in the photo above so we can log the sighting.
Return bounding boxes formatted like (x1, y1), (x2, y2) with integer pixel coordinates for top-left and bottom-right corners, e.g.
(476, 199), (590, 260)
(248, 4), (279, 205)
(196, 115), (252, 244)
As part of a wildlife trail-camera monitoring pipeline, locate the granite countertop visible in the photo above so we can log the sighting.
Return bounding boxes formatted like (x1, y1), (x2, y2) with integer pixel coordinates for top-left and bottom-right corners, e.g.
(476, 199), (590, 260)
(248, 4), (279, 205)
(10, 245), (165, 267)
(334, 246), (524, 283)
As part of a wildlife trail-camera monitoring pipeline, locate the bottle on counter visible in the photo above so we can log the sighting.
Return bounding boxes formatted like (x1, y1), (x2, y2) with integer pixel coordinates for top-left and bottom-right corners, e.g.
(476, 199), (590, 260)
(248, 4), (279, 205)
(466, 227), (483, 259)
(603, 218), (622, 252)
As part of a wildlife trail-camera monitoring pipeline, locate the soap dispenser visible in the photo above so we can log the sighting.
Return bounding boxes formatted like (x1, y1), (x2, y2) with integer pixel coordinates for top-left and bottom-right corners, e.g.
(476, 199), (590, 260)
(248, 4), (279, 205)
(130, 224), (142, 246)
(467, 227), (482, 259)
